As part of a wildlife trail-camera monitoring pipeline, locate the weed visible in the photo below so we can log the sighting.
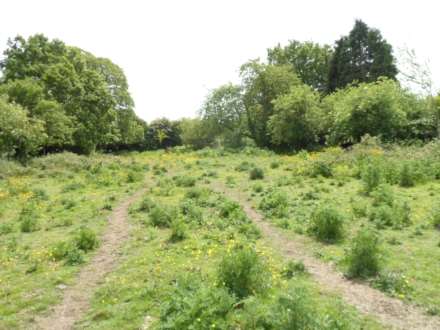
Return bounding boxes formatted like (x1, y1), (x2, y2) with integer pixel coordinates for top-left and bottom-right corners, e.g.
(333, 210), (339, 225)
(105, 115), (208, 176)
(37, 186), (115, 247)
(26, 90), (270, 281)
(309, 205), (344, 243)
(259, 190), (288, 218)
(74, 227), (99, 252)
(149, 204), (176, 227)
(169, 217), (188, 242)
(218, 245), (269, 299)
(346, 229), (382, 278)
(282, 260), (306, 279)
(249, 167), (264, 180)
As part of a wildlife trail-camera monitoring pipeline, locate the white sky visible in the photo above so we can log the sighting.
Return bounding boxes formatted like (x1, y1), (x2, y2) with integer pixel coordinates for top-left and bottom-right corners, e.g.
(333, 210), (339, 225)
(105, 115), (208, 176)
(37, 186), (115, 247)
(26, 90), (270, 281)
(1, 0), (439, 122)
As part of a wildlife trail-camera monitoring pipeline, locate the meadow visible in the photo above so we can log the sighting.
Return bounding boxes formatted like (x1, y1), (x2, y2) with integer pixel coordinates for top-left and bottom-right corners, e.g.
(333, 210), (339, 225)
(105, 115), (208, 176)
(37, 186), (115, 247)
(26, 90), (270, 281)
(1, 138), (440, 329)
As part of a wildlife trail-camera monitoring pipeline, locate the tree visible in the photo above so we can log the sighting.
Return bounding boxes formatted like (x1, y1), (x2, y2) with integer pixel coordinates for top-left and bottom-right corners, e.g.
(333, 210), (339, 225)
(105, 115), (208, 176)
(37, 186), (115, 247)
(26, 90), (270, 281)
(328, 20), (397, 92)
(268, 84), (322, 150)
(145, 118), (181, 149)
(324, 78), (411, 144)
(0, 34), (142, 154)
(267, 40), (332, 93)
(0, 96), (46, 161)
(200, 83), (246, 148)
(240, 61), (300, 147)
(179, 118), (215, 149)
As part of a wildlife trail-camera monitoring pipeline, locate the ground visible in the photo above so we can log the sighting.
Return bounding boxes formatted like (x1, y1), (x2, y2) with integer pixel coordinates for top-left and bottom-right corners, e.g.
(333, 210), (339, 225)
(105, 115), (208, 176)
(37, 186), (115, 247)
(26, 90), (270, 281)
(1, 143), (440, 329)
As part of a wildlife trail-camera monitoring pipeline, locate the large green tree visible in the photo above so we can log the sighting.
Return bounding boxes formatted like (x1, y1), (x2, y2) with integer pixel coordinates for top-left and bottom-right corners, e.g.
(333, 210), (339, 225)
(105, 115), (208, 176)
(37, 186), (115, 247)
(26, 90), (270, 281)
(328, 20), (397, 92)
(0, 34), (143, 154)
(199, 83), (246, 148)
(240, 61), (300, 147)
(267, 40), (332, 93)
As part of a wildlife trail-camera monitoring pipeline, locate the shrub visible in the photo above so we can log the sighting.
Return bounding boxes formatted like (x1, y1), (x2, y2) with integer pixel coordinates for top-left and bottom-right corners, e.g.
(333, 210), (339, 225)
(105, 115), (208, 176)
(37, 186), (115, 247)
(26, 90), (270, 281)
(179, 199), (203, 224)
(159, 282), (234, 330)
(270, 161), (280, 169)
(238, 223), (261, 240)
(249, 167), (264, 180)
(218, 200), (241, 218)
(372, 272), (412, 297)
(351, 200), (368, 218)
(127, 171), (144, 183)
(19, 204), (39, 233)
(371, 184), (394, 206)
(369, 202), (411, 229)
(51, 241), (85, 265)
(361, 163), (382, 194)
(346, 229), (381, 278)
(174, 176), (196, 187)
(218, 245), (269, 299)
(0, 222), (14, 235)
(74, 227), (99, 252)
(259, 190), (288, 218)
(252, 183), (264, 193)
(235, 161), (251, 172)
(309, 205), (344, 243)
(432, 204), (440, 229)
(138, 196), (155, 212)
(149, 204), (176, 227)
(65, 247), (85, 266)
(310, 161), (333, 178)
(399, 163), (415, 187)
(169, 217), (188, 242)
(282, 260), (306, 279)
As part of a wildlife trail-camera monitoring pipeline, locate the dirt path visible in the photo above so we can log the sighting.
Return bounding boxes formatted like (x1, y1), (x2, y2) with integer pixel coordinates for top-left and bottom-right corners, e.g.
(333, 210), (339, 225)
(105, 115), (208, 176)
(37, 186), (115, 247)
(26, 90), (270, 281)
(213, 184), (440, 330)
(32, 187), (147, 330)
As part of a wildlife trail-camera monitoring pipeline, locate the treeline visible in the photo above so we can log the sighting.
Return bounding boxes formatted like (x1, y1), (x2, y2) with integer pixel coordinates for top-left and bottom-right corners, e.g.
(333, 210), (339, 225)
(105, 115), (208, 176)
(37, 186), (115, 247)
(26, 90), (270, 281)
(181, 20), (440, 151)
(1, 21), (440, 162)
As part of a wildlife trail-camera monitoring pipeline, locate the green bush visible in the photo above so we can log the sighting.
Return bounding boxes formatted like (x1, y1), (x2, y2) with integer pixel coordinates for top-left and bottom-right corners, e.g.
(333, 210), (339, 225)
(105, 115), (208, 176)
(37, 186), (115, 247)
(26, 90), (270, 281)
(218, 245), (269, 299)
(369, 202), (411, 229)
(159, 281), (234, 330)
(138, 196), (155, 212)
(51, 241), (85, 265)
(218, 200), (241, 218)
(169, 217), (188, 242)
(249, 167), (264, 180)
(74, 227), (99, 252)
(270, 161), (280, 169)
(0, 222), (14, 235)
(309, 205), (344, 243)
(310, 161), (333, 178)
(282, 260), (306, 279)
(361, 163), (382, 194)
(432, 204), (440, 229)
(174, 175), (196, 187)
(149, 204), (176, 228)
(252, 183), (264, 193)
(399, 163), (415, 187)
(346, 229), (382, 278)
(19, 204), (39, 233)
(259, 190), (288, 218)
(372, 272), (412, 297)
(235, 161), (251, 172)
(180, 199), (203, 224)
(371, 184), (394, 206)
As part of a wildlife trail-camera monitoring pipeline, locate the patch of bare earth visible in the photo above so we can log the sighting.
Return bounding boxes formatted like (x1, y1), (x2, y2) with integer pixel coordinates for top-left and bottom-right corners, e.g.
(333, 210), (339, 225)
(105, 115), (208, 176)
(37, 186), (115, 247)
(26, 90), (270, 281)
(32, 188), (147, 330)
(213, 183), (440, 330)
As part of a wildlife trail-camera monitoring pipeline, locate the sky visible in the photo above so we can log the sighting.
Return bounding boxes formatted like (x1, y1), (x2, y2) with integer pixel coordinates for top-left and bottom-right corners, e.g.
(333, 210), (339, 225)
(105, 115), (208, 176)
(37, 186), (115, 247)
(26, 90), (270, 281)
(1, 0), (439, 122)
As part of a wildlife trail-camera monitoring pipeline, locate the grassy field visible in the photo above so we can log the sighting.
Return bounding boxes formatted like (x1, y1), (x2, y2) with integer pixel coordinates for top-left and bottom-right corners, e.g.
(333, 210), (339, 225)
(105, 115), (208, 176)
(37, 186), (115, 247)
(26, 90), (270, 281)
(1, 140), (440, 329)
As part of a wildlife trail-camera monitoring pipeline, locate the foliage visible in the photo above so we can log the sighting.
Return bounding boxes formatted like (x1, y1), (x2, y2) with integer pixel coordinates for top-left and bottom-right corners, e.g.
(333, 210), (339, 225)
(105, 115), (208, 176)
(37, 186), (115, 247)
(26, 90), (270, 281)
(74, 227), (99, 252)
(169, 217), (188, 242)
(217, 245), (270, 299)
(249, 167), (264, 180)
(179, 118), (215, 150)
(149, 204), (176, 227)
(328, 20), (397, 92)
(346, 229), (382, 278)
(309, 205), (344, 243)
(268, 84), (322, 150)
(259, 189), (288, 218)
(268, 40), (333, 93)
(372, 272), (412, 297)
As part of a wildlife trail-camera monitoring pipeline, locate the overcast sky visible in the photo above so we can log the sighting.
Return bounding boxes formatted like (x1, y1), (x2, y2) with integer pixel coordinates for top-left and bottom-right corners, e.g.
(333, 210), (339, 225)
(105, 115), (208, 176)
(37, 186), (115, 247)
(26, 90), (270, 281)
(1, 0), (438, 122)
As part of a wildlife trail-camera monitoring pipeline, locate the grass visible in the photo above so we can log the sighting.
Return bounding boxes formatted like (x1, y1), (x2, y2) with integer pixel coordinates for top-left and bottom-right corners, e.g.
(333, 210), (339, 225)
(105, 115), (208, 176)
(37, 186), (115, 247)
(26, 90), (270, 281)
(1, 142), (440, 328)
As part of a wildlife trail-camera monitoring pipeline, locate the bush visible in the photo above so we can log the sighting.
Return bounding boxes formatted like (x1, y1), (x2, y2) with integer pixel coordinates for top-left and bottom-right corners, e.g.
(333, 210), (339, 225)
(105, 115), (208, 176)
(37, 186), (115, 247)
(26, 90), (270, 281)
(51, 241), (85, 265)
(432, 204), (440, 229)
(174, 175), (196, 187)
(259, 190), (288, 218)
(361, 163), (382, 194)
(399, 163), (415, 187)
(369, 202), (411, 229)
(218, 245), (269, 299)
(169, 217), (188, 242)
(249, 167), (264, 180)
(149, 204), (176, 227)
(371, 184), (394, 206)
(159, 281), (234, 330)
(74, 227), (99, 252)
(0, 222), (14, 235)
(218, 200), (241, 218)
(235, 161), (251, 172)
(270, 161), (280, 169)
(19, 204), (39, 233)
(180, 199), (203, 224)
(282, 260), (306, 279)
(252, 183), (264, 193)
(372, 272), (412, 297)
(346, 229), (381, 278)
(309, 205), (344, 243)
(138, 196), (155, 212)
(310, 161), (333, 178)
